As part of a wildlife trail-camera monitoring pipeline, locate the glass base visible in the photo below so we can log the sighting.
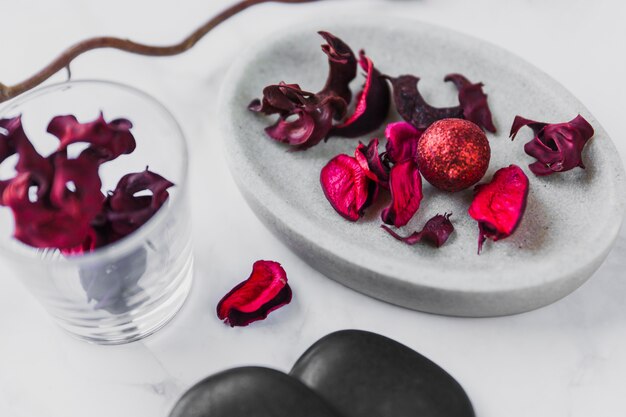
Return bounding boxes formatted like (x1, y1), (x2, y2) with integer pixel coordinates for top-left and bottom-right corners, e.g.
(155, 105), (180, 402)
(55, 256), (194, 345)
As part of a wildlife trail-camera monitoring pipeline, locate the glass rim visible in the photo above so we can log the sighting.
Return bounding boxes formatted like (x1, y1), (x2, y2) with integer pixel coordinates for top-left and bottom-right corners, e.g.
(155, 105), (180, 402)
(0, 79), (190, 266)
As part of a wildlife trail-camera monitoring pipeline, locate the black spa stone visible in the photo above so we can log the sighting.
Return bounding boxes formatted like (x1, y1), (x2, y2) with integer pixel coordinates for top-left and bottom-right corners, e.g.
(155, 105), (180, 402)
(169, 367), (342, 417)
(289, 330), (475, 417)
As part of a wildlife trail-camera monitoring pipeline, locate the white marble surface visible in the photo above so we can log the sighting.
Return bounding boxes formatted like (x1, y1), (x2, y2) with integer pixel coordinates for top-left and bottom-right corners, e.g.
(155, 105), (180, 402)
(1, 0), (625, 416)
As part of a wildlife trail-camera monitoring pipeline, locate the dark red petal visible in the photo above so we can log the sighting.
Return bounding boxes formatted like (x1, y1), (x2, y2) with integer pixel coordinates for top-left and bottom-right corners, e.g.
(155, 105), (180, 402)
(47, 113), (136, 162)
(384, 121), (423, 164)
(3, 173), (94, 249)
(248, 83), (313, 115)
(445, 74), (496, 133)
(356, 138), (389, 186)
(386, 74), (463, 130)
(331, 51), (391, 138)
(468, 165), (529, 254)
(318, 31), (357, 105)
(49, 152), (104, 214)
(0, 116), (54, 204)
(104, 168), (174, 237)
(509, 115), (547, 139)
(321, 154), (377, 221)
(510, 115), (594, 176)
(250, 83), (347, 150)
(217, 260), (292, 327)
(381, 213), (454, 248)
(381, 159), (423, 227)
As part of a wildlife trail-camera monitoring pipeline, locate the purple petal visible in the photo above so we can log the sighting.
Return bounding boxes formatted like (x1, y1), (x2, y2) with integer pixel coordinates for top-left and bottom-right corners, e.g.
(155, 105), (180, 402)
(331, 51), (391, 138)
(381, 213), (454, 248)
(445, 73), (496, 133)
(386, 74), (463, 130)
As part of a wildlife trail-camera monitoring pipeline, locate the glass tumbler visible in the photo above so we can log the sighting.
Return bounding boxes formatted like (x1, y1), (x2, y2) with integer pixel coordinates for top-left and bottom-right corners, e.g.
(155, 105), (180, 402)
(0, 80), (193, 344)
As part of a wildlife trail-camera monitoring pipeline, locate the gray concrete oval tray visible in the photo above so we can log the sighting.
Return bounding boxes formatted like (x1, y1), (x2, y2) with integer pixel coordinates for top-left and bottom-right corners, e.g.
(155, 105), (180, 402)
(220, 17), (625, 317)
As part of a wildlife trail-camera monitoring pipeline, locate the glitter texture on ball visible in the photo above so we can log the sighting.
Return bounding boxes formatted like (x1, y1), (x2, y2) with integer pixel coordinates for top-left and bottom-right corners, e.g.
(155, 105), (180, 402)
(416, 118), (491, 192)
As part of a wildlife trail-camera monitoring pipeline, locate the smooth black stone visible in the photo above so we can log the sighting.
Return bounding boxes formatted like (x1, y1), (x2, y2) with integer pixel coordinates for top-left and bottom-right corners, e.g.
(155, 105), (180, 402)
(169, 367), (343, 417)
(290, 330), (475, 417)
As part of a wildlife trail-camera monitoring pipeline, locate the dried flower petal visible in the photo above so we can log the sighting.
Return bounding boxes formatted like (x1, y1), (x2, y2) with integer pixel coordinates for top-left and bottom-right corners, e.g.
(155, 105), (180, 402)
(381, 213), (454, 247)
(356, 138), (389, 186)
(250, 83), (347, 150)
(217, 260), (292, 327)
(249, 32), (358, 150)
(384, 121), (423, 164)
(47, 113), (136, 162)
(1, 113), (173, 258)
(0, 117), (92, 249)
(49, 151), (104, 217)
(0, 116), (54, 205)
(103, 168), (174, 238)
(381, 159), (423, 227)
(510, 114), (594, 176)
(321, 154), (377, 221)
(318, 31), (358, 104)
(386, 75), (463, 130)
(468, 165), (529, 254)
(331, 51), (391, 138)
(445, 73), (496, 133)
(3, 173), (95, 249)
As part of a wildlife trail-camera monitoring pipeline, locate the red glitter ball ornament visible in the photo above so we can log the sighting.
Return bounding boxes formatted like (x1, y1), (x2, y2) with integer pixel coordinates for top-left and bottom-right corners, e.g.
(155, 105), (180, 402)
(416, 118), (490, 192)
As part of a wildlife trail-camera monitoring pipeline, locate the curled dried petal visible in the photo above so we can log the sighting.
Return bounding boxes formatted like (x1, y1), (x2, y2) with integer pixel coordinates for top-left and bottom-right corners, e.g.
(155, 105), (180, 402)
(381, 159), (423, 227)
(356, 138), (389, 186)
(318, 31), (357, 104)
(445, 73), (496, 133)
(0, 116), (54, 204)
(47, 113), (136, 162)
(381, 213), (454, 248)
(3, 173), (94, 249)
(250, 83), (347, 150)
(248, 83), (314, 115)
(510, 114), (594, 176)
(331, 51), (391, 138)
(384, 121), (423, 164)
(217, 260), (292, 327)
(104, 168), (174, 237)
(386, 75), (463, 130)
(321, 154), (377, 221)
(468, 165), (529, 254)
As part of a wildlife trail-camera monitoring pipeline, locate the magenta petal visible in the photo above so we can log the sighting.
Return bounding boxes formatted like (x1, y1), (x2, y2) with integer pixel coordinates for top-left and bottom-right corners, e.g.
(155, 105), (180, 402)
(510, 115), (594, 176)
(321, 154), (377, 221)
(217, 260), (292, 327)
(468, 165), (529, 253)
(356, 138), (390, 186)
(0, 116), (54, 204)
(331, 51), (391, 138)
(318, 31), (357, 105)
(386, 74), (463, 130)
(381, 213), (454, 248)
(48, 113), (136, 162)
(381, 159), (423, 227)
(445, 74), (496, 133)
(3, 173), (93, 249)
(384, 122), (423, 164)
(49, 151), (105, 238)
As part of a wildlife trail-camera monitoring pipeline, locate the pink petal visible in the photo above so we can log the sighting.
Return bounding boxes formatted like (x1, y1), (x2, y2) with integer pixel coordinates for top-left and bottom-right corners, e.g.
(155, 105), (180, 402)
(381, 159), (423, 227)
(217, 260), (292, 327)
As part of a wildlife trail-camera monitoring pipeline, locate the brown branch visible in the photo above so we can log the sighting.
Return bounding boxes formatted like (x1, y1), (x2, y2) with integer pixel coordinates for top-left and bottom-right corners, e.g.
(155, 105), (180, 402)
(0, 0), (320, 103)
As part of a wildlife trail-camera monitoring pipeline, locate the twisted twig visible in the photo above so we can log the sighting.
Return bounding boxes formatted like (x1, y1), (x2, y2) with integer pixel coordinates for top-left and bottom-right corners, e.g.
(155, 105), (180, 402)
(0, 0), (320, 103)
